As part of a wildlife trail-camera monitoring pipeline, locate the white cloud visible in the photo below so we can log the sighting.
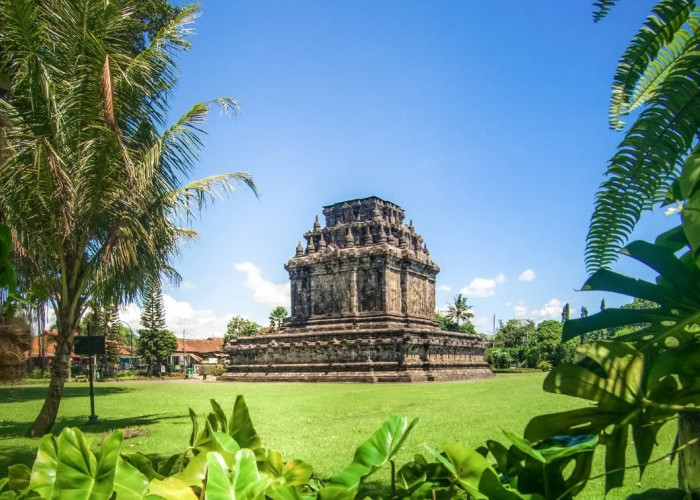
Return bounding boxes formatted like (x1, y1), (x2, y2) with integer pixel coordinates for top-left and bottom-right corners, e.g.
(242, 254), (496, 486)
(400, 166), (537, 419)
(438, 284), (453, 292)
(518, 269), (536, 282)
(119, 296), (233, 339)
(513, 301), (528, 318)
(460, 273), (506, 298)
(180, 280), (197, 290)
(234, 262), (291, 307)
(473, 315), (493, 333)
(531, 298), (566, 320)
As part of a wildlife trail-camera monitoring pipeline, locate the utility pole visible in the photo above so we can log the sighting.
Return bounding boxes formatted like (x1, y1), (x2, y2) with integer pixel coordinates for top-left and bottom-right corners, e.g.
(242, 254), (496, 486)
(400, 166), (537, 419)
(182, 329), (186, 373)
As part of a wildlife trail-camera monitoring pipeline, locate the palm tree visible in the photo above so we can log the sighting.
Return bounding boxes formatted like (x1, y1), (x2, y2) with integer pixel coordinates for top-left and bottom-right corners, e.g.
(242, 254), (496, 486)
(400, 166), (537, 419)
(0, 0), (256, 436)
(445, 294), (474, 326)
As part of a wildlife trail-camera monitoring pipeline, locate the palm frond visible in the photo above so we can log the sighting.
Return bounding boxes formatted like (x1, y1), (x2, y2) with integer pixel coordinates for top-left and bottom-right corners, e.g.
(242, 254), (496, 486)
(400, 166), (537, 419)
(592, 0), (620, 23)
(585, 51), (700, 272)
(167, 173), (257, 221)
(609, 0), (696, 129)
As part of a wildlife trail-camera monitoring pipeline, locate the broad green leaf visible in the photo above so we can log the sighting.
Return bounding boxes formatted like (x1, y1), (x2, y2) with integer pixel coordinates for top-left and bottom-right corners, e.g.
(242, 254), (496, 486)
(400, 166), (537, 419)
(263, 450), (313, 486)
(174, 451), (208, 488)
(485, 440), (510, 473)
(54, 428), (123, 500)
(7, 465), (30, 492)
(501, 431), (545, 464)
(525, 408), (621, 443)
(563, 449), (595, 497)
(544, 342), (643, 408)
(427, 443), (532, 500)
(229, 396), (263, 456)
(158, 454), (181, 477)
(534, 434), (598, 463)
(0, 479), (7, 493)
(113, 456), (149, 500)
(679, 145), (700, 198)
(266, 484), (306, 500)
(188, 408), (199, 447)
(326, 415), (419, 491)
(122, 453), (164, 481)
(655, 225), (689, 253)
(146, 476), (197, 500)
(28, 434), (57, 498)
(684, 190), (700, 267)
(316, 485), (355, 500)
(632, 422), (662, 480)
(583, 269), (690, 309)
(212, 432), (241, 466)
(622, 241), (700, 302)
(210, 399), (229, 433)
(603, 425), (628, 493)
(204, 450), (269, 500)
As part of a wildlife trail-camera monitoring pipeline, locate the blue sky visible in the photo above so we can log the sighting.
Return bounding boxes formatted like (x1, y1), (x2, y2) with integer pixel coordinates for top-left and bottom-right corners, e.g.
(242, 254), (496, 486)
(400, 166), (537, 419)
(122, 0), (672, 337)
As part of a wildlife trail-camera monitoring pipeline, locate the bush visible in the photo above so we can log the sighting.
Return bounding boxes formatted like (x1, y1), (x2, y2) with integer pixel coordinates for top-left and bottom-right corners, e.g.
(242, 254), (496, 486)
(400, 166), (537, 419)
(26, 368), (51, 379)
(485, 347), (513, 369)
(536, 360), (552, 372)
(198, 364), (225, 379)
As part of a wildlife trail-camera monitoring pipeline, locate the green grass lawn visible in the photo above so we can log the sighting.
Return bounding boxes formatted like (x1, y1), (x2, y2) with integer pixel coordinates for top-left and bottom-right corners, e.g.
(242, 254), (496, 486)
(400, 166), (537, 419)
(0, 373), (677, 498)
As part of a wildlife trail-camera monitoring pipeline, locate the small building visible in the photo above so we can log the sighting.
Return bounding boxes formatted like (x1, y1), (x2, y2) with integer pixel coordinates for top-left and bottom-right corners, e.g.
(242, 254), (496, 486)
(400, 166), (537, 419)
(169, 337), (225, 371)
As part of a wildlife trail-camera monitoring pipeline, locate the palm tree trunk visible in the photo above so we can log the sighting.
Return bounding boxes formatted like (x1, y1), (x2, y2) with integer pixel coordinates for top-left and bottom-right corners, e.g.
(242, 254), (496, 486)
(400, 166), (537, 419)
(26, 307), (76, 437)
(678, 412), (700, 495)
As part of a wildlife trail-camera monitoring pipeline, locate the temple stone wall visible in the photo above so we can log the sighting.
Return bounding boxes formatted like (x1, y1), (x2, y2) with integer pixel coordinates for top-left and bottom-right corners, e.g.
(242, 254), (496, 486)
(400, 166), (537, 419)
(221, 197), (492, 383)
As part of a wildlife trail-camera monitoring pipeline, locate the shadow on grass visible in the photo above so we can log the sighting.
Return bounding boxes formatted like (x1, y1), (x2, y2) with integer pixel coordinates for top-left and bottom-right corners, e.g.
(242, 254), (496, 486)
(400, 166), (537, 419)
(0, 384), (133, 403)
(0, 413), (184, 476)
(0, 412), (182, 439)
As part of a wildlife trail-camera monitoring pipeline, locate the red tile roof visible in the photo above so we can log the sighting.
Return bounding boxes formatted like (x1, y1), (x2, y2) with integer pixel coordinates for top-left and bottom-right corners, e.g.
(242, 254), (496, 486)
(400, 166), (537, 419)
(174, 337), (225, 354)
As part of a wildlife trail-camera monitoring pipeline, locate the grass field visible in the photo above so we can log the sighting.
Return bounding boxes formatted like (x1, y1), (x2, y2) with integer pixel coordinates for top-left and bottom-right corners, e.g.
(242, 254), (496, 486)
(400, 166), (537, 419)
(0, 373), (678, 498)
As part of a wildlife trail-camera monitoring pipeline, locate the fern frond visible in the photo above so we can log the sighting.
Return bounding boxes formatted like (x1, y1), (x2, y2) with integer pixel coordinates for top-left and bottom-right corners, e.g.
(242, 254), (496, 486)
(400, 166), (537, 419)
(592, 0), (619, 23)
(585, 52), (700, 272)
(627, 12), (700, 114)
(609, 0), (695, 130)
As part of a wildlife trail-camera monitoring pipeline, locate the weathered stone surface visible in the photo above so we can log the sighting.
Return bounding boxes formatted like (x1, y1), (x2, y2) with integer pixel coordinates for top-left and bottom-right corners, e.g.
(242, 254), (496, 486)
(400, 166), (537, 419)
(221, 196), (492, 382)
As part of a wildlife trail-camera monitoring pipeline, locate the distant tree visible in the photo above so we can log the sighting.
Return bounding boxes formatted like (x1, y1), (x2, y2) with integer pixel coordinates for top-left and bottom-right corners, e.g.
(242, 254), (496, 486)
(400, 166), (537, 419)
(137, 329), (177, 375)
(600, 299), (606, 312)
(225, 316), (261, 342)
(493, 319), (535, 349)
(140, 282), (167, 333)
(580, 306), (588, 318)
(103, 303), (122, 370)
(269, 307), (288, 332)
(138, 281), (175, 374)
(561, 303), (570, 323)
(445, 294), (474, 325)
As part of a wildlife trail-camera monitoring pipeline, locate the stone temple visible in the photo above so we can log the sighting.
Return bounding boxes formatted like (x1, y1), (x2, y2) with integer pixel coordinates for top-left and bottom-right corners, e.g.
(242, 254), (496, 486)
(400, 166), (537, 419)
(220, 197), (492, 382)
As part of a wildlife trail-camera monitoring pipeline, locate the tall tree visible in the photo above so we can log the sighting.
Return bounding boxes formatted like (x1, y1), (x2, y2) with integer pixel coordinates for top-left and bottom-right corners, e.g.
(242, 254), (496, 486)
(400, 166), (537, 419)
(103, 302), (121, 372)
(268, 306), (288, 332)
(137, 281), (174, 374)
(561, 303), (570, 323)
(140, 281), (167, 333)
(600, 299), (606, 312)
(0, 0), (256, 436)
(444, 293), (474, 325)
